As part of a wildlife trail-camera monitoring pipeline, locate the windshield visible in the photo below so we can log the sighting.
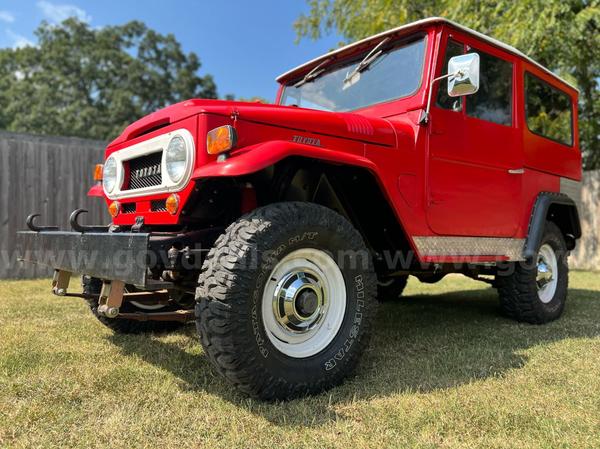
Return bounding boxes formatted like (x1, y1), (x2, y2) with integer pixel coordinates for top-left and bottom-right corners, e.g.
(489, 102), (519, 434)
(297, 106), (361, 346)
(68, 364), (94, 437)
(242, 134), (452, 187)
(281, 36), (426, 112)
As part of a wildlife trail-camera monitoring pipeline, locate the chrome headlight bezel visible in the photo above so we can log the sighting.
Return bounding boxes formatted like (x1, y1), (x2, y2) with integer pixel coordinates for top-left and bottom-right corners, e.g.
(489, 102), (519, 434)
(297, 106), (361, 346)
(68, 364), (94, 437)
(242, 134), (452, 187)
(102, 156), (118, 194)
(165, 135), (188, 183)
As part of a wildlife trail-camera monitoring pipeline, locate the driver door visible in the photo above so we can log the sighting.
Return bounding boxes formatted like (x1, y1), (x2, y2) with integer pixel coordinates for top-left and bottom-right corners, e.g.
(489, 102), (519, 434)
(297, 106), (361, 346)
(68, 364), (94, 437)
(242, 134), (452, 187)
(426, 37), (522, 237)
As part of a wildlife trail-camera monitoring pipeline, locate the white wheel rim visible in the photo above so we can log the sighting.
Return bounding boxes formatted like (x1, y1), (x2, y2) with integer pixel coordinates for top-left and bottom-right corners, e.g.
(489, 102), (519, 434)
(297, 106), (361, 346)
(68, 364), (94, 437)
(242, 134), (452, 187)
(536, 243), (558, 304)
(261, 248), (346, 358)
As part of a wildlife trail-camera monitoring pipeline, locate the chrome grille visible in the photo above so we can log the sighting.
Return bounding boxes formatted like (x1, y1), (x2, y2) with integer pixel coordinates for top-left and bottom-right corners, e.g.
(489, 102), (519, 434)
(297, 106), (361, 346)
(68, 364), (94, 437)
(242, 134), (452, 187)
(125, 152), (162, 190)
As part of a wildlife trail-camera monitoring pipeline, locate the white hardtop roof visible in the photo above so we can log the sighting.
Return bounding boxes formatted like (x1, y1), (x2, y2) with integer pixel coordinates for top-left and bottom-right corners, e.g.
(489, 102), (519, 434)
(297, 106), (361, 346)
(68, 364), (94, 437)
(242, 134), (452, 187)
(276, 17), (577, 92)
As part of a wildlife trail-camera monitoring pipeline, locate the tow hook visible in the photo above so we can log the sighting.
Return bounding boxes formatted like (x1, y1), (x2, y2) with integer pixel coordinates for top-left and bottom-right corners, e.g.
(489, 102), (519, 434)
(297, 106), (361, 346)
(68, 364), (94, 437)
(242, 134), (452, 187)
(26, 213), (59, 232)
(69, 209), (109, 232)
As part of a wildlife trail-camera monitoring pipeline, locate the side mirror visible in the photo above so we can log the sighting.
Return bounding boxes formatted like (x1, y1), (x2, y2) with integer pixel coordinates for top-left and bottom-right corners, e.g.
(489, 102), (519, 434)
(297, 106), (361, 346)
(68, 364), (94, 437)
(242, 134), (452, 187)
(447, 53), (480, 97)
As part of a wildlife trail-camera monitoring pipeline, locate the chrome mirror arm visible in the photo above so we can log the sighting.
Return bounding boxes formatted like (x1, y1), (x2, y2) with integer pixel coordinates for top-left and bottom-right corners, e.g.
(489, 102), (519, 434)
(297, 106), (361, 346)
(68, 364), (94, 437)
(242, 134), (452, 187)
(419, 71), (461, 125)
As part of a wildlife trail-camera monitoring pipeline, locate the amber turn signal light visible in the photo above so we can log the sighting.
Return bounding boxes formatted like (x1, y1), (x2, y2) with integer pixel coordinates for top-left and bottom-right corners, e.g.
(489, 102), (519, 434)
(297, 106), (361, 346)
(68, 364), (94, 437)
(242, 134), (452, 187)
(94, 164), (103, 181)
(108, 201), (120, 218)
(166, 194), (180, 215)
(207, 125), (237, 155)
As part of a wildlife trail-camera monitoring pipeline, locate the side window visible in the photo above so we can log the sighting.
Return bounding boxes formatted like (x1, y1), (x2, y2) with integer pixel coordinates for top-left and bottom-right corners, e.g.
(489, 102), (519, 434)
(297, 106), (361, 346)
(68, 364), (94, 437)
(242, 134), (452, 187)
(466, 50), (513, 126)
(436, 39), (464, 111)
(525, 73), (573, 146)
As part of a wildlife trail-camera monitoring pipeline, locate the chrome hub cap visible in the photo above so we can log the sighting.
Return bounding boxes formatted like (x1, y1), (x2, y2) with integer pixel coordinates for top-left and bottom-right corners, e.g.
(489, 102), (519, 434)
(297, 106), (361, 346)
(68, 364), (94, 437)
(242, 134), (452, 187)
(272, 269), (326, 332)
(536, 244), (558, 304)
(262, 248), (346, 358)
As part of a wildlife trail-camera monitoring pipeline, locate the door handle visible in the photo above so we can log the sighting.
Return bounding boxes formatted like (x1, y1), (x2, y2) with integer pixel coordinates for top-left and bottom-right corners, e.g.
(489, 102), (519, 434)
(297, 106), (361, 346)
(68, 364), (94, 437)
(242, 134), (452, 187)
(508, 168), (525, 174)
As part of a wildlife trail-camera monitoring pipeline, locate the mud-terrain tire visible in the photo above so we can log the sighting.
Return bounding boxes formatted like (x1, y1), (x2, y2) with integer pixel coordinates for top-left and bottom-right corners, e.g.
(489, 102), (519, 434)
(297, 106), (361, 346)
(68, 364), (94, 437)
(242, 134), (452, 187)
(496, 221), (568, 324)
(83, 277), (184, 334)
(195, 202), (377, 400)
(377, 275), (408, 301)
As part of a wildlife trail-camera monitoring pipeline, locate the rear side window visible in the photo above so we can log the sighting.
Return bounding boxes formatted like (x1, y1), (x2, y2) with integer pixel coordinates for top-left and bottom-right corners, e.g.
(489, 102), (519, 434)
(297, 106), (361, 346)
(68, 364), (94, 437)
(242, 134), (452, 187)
(525, 73), (573, 146)
(466, 50), (513, 126)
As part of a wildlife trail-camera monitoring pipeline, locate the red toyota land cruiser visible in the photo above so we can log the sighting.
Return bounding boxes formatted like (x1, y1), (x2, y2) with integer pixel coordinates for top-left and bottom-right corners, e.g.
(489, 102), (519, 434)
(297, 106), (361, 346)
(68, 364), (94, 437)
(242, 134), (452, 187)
(18, 18), (582, 400)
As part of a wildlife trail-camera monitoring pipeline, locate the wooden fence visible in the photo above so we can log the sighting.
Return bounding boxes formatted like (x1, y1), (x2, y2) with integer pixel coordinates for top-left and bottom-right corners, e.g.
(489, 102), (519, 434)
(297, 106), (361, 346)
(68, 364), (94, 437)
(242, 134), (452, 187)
(0, 131), (107, 278)
(570, 170), (600, 271)
(0, 130), (597, 278)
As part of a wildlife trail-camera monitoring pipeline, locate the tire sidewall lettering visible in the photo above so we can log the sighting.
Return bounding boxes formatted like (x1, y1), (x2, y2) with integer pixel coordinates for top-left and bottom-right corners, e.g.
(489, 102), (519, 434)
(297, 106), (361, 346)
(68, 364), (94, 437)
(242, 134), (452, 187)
(324, 274), (365, 371)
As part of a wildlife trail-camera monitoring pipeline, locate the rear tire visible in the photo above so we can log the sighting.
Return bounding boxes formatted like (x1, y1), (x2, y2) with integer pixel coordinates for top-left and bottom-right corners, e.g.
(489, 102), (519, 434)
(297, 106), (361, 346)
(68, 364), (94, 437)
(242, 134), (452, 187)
(196, 202), (377, 400)
(496, 221), (568, 324)
(83, 277), (184, 334)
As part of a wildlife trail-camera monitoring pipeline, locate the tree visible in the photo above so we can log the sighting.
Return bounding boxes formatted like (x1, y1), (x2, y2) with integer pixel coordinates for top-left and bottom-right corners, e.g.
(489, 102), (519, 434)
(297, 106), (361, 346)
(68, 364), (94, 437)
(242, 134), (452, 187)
(0, 19), (217, 141)
(295, 0), (600, 169)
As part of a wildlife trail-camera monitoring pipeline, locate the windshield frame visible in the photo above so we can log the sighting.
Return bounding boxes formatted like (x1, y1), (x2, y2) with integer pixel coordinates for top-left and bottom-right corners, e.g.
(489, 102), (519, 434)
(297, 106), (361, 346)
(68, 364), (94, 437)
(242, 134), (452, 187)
(279, 33), (428, 113)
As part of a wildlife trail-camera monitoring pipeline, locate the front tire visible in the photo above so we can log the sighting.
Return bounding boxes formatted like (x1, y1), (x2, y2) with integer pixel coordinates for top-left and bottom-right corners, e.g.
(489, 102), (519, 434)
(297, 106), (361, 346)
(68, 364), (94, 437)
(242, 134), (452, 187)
(196, 202), (377, 400)
(496, 221), (568, 324)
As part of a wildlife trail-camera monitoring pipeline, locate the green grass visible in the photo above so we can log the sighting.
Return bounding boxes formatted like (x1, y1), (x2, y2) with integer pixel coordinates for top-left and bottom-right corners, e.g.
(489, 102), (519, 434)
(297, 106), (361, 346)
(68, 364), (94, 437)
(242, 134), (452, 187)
(1, 272), (600, 448)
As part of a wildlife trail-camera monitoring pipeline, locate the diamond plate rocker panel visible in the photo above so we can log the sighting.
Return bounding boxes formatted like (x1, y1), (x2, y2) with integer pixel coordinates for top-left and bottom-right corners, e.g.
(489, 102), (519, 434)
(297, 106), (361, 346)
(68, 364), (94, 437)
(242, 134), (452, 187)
(413, 237), (526, 261)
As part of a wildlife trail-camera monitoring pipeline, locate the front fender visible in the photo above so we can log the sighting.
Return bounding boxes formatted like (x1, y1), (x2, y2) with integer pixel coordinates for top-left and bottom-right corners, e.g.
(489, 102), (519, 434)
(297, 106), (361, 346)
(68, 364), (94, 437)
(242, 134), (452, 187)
(191, 140), (377, 179)
(87, 183), (104, 197)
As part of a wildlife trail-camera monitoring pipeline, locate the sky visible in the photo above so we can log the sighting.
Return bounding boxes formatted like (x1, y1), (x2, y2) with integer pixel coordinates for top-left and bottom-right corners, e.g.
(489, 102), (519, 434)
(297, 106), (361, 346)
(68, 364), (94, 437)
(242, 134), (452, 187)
(0, 0), (343, 102)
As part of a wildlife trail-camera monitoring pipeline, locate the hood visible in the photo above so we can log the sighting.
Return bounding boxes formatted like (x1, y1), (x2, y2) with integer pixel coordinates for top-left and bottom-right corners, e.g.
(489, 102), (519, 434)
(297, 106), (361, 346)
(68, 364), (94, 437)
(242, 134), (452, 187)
(109, 99), (396, 147)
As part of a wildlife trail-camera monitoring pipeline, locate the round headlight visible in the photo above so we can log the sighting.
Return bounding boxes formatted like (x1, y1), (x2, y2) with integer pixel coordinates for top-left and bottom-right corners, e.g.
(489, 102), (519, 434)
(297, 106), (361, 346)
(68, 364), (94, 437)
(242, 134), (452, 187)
(165, 135), (187, 183)
(103, 156), (118, 193)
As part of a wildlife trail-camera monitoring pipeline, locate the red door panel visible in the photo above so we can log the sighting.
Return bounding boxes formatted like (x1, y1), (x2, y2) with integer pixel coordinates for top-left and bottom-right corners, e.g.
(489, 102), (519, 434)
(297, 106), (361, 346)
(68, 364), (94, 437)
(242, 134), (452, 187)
(427, 154), (522, 236)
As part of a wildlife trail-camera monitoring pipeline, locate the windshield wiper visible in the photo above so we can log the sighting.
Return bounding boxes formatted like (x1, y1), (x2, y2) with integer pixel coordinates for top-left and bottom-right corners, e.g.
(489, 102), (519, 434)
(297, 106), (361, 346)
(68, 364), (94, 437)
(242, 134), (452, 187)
(343, 36), (391, 86)
(294, 57), (333, 88)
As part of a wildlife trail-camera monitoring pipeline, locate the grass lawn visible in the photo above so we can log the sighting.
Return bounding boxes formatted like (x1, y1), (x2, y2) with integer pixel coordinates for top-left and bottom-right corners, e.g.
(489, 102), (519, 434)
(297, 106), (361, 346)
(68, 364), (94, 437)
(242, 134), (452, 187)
(1, 271), (599, 448)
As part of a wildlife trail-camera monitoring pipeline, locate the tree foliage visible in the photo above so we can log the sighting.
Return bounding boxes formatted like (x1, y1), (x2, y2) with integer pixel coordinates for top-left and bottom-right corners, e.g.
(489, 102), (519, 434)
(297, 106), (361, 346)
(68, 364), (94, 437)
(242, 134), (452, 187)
(0, 19), (217, 141)
(295, 0), (600, 169)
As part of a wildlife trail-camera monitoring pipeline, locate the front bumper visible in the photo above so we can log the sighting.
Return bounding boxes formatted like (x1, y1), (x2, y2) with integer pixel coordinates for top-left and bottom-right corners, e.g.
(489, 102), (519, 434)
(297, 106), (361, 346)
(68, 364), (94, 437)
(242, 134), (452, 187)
(17, 211), (221, 287)
(17, 230), (151, 286)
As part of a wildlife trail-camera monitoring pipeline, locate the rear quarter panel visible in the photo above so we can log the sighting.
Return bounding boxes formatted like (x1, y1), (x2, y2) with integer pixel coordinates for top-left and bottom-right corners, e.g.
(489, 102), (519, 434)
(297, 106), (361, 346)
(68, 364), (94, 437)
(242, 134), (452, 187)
(520, 61), (581, 181)
(517, 61), (581, 238)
